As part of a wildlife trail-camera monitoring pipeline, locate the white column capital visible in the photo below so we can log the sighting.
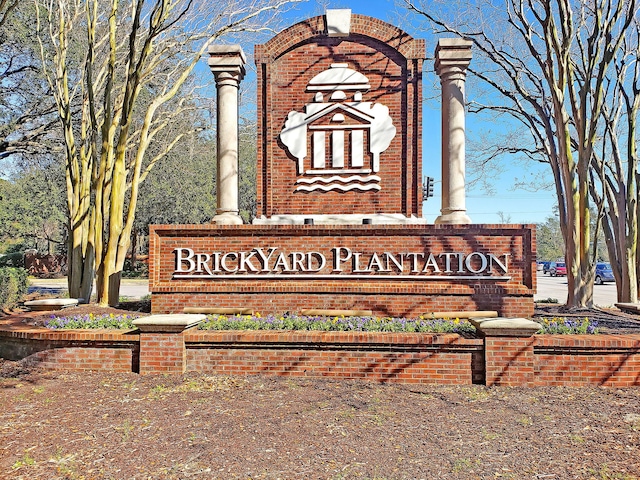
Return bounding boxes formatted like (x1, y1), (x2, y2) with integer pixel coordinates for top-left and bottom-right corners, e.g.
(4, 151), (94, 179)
(434, 38), (472, 76)
(208, 45), (247, 81)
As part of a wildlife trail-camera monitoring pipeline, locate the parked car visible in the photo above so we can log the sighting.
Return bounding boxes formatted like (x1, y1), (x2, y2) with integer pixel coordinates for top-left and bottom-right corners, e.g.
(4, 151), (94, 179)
(539, 261), (551, 274)
(595, 262), (615, 285)
(549, 261), (566, 276)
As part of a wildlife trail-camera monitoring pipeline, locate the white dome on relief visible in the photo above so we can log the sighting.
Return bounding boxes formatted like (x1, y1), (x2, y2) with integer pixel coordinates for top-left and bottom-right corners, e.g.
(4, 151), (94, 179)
(307, 63), (371, 91)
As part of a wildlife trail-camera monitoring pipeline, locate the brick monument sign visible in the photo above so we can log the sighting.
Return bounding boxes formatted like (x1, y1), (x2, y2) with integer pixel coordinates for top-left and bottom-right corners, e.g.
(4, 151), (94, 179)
(149, 10), (536, 317)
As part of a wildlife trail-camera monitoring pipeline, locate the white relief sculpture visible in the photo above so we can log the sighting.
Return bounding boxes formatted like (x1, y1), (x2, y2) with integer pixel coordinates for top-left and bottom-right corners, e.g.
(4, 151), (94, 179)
(279, 63), (396, 192)
(281, 111), (308, 174)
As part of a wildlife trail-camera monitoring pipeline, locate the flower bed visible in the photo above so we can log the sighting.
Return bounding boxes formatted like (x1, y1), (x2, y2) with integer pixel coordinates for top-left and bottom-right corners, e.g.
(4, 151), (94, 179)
(3, 310), (636, 386)
(45, 313), (139, 330)
(197, 313), (476, 334)
(536, 317), (599, 334)
(43, 312), (600, 335)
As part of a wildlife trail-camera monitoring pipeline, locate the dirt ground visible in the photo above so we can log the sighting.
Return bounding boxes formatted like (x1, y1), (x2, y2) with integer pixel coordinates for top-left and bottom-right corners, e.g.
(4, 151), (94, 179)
(0, 368), (639, 479)
(1, 302), (639, 479)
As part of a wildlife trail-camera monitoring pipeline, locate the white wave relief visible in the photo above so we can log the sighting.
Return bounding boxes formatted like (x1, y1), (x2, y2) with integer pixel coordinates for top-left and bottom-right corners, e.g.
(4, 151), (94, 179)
(296, 183), (381, 192)
(296, 175), (381, 185)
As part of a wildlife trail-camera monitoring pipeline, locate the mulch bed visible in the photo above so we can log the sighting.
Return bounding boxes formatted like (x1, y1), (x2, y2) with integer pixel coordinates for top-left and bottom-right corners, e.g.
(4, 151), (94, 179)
(0, 369), (638, 478)
(1, 301), (639, 478)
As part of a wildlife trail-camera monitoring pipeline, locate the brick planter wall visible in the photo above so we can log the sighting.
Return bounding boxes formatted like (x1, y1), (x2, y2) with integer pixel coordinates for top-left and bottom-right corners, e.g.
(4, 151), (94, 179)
(1, 323), (639, 386)
(485, 336), (536, 387)
(534, 335), (640, 387)
(184, 330), (485, 385)
(149, 224), (536, 318)
(0, 329), (139, 372)
(138, 332), (187, 374)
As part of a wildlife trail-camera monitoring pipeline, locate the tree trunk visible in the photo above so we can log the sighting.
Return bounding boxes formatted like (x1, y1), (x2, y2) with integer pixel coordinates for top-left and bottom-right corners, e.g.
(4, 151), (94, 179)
(67, 226), (94, 302)
(108, 270), (121, 307)
(131, 228), (138, 267)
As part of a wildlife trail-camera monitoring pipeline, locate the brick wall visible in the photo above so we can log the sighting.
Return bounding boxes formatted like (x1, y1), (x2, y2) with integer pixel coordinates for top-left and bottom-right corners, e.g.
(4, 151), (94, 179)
(485, 336), (536, 387)
(138, 332), (186, 374)
(0, 329), (139, 372)
(255, 14), (425, 218)
(185, 330), (484, 385)
(534, 335), (640, 387)
(149, 224), (536, 318)
(1, 323), (639, 386)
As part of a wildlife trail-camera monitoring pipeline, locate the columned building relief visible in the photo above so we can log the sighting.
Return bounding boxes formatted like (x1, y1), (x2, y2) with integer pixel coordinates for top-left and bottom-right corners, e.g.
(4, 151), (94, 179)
(280, 63), (395, 193)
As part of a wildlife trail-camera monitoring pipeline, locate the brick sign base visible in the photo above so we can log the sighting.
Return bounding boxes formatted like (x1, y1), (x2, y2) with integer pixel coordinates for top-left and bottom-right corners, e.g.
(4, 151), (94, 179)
(149, 224), (536, 318)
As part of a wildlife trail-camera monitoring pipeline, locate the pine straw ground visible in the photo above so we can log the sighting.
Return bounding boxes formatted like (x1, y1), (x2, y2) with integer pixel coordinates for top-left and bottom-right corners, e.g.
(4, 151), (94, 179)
(0, 302), (639, 479)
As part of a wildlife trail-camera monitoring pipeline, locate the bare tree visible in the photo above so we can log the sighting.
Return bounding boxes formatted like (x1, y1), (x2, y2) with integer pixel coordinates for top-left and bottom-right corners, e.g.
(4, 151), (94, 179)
(35, 0), (300, 305)
(405, 0), (637, 308)
(590, 18), (640, 303)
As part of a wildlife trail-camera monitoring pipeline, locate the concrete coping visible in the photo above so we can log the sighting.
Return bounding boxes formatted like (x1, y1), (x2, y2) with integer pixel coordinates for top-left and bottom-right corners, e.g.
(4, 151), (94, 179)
(24, 298), (79, 311)
(133, 314), (206, 333)
(301, 309), (373, 317)
(184, 307), (253, 315)
(469, 317), (542, 337)
(615, 303), (640, 315)
(426, 311), (498, 319)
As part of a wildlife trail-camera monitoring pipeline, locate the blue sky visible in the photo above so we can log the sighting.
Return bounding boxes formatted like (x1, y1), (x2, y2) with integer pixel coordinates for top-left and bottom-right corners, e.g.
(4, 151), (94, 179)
(259, 0), (559, 224)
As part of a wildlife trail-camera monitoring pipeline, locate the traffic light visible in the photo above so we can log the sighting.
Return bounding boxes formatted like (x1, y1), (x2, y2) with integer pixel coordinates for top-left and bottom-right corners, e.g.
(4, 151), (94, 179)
(423, 176), (434, 200)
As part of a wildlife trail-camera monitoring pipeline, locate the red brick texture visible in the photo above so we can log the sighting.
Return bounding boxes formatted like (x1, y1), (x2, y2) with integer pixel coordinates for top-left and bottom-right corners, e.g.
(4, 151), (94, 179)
(0, 328), (139, 372)
(149, 224), (536, 318)
(534, 335), (640, 387)
(484, 336), (536, 387)
(184, 331), (485, 385)
(1, 324), (639, 386)
(138, 332), (187, 375)
(254, 14), (425, 218)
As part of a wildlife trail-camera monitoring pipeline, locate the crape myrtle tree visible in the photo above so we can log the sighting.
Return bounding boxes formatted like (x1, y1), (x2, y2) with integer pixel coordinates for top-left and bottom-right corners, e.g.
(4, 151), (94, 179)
(590, 17), (640, 303)
(34, 0), (300, 305)
(133, 118), (257, 256)
(405, 0), (637, 308)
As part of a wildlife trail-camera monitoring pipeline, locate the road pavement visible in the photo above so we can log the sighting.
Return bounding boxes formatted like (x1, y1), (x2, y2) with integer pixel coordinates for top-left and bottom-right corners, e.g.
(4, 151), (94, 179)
(534, 271), (618, 306)
(28, 278), (149, 300)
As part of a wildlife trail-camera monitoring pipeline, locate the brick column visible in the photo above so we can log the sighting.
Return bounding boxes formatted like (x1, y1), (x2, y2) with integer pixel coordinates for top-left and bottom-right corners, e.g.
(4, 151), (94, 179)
(471, 318), (541, 387)
(133, 315), (205, 374)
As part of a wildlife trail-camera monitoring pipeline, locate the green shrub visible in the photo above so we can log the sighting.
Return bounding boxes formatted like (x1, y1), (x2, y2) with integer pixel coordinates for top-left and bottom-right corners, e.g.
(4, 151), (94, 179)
(122, 259), (149, 278)
(0, 267), (29, 310)
(0, 252), (25, 268)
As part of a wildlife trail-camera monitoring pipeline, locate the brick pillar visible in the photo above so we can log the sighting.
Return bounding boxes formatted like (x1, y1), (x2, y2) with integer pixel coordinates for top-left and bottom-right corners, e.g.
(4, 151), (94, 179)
(133, 315), (205, 375)
(471, 318), (541, 387)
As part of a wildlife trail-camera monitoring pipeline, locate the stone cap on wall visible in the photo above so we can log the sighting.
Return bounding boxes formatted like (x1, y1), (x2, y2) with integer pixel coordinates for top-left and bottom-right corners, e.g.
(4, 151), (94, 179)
(470, 317), (542, 337)
(133, 314), (206, 333)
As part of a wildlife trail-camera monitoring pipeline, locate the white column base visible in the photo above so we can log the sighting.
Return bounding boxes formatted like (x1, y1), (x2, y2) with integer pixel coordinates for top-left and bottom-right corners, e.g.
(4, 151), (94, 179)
(435, 210), (471, 224)
(211, 212), (244, 225)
